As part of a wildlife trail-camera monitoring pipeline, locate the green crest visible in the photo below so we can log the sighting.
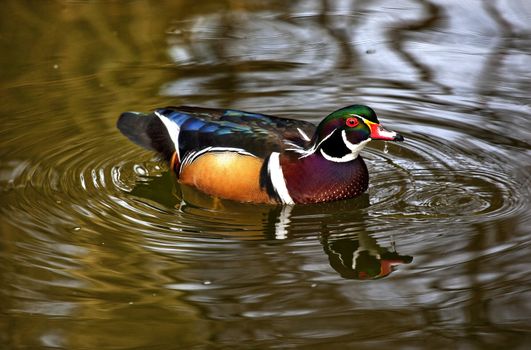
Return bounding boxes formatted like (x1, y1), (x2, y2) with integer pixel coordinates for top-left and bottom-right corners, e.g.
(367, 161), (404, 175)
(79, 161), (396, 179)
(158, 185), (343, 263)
(315, 105), (379, 141)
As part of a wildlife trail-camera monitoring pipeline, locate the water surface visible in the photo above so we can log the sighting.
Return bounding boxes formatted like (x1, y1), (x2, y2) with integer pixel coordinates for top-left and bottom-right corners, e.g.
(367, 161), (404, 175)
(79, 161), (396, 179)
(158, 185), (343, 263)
(1, 0), (530, 349)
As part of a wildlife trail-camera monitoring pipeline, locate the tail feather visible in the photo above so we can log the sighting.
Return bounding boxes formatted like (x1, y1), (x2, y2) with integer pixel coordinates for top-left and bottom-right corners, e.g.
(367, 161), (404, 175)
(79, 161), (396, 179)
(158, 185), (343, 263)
(117, 112), (176, 160)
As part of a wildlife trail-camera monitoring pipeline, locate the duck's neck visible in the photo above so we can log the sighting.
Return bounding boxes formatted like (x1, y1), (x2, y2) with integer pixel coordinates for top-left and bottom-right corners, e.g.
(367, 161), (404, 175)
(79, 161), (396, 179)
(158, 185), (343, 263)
(279, 151), (369, 204)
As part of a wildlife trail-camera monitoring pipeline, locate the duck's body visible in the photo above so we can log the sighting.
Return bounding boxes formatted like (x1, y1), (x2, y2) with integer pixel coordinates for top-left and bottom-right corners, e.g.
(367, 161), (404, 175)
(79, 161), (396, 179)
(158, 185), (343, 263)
(117, 105), (403, 204)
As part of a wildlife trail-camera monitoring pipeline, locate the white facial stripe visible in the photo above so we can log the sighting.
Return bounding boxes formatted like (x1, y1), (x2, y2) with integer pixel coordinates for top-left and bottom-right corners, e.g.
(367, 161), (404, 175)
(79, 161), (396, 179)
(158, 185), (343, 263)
(320, 148), (358, 162)
(302, 128), (371, 163)
(341, 130), (371, 158)
(299, 129), (336, 159)
(155, 111), (181, 161)
(268, 152), (294, 204)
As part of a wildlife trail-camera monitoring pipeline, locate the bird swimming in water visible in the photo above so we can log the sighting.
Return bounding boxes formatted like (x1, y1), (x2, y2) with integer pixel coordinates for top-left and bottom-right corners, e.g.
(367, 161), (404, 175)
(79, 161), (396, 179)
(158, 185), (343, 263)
(117, 104), (404, 204)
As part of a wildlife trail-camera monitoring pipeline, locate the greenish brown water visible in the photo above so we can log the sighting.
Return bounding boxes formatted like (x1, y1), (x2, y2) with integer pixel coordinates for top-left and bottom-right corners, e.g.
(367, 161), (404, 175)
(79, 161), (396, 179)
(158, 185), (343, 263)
(1, 0), (530, 349)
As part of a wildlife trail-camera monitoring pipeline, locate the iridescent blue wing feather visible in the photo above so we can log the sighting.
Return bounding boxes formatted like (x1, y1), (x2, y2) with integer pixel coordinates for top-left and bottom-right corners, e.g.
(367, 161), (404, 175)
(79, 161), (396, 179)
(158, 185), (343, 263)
(174, 106), (316, 146)
(155, 106), (316, 158)
(117, 106), (316, 161)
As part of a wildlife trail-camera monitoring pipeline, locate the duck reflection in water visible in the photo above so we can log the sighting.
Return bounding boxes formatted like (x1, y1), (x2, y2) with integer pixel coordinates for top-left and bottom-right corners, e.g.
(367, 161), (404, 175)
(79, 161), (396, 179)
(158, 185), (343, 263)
(321, 232), (413, 280)
(128, 171), (412, 280)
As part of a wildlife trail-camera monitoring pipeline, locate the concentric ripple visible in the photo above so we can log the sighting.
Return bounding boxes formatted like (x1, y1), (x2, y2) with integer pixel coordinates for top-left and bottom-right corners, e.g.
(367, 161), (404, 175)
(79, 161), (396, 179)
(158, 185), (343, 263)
(365, 126), (529, 222)
(1, 102), (528, 248)
(0, 2), (529, 288)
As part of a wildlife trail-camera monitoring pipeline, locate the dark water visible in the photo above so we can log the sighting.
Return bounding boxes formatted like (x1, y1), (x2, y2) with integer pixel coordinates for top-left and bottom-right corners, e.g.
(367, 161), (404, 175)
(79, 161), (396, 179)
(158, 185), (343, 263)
(1, 0), (530, 349)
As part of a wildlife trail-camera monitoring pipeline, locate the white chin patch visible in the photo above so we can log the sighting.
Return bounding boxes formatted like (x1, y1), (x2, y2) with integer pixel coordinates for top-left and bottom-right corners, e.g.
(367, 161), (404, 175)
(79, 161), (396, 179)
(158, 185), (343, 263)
(320, 131), (371, 163)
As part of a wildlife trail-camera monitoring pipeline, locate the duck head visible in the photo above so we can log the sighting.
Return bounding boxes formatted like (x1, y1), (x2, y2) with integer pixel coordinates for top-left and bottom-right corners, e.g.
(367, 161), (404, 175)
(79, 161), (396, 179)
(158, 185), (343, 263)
(312, 105), (404, 162)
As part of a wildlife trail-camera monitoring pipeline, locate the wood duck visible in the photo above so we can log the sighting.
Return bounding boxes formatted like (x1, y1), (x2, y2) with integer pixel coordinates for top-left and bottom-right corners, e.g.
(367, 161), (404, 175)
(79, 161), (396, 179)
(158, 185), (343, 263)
(117, 105), (404, 204)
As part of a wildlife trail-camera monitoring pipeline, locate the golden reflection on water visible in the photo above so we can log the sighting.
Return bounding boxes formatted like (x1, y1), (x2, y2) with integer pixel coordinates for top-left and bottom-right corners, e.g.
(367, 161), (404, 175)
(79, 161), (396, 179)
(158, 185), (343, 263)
(1, 0), (531, 349)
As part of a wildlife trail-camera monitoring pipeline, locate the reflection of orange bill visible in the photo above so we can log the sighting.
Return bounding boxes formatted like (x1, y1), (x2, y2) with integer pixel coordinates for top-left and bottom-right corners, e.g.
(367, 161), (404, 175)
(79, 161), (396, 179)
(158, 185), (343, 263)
(380, 259), (409, 277)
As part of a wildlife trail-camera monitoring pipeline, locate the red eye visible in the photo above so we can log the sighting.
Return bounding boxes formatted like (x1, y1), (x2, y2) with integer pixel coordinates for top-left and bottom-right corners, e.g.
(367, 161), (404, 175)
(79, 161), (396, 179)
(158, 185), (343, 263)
(346, 117), (359, 127)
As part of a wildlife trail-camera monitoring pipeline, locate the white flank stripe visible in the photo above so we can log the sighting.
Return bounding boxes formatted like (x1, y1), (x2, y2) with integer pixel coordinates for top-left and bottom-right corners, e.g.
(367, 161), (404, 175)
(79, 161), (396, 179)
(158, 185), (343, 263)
(154, 111), (181, 160)
(317, 131), (371, 163)
(268, 152), (294, 205)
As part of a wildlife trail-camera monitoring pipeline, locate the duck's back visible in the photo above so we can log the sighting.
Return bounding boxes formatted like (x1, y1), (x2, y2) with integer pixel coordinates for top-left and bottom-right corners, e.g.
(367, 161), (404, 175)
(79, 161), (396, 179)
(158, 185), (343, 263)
(118, 106), (315, 160)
